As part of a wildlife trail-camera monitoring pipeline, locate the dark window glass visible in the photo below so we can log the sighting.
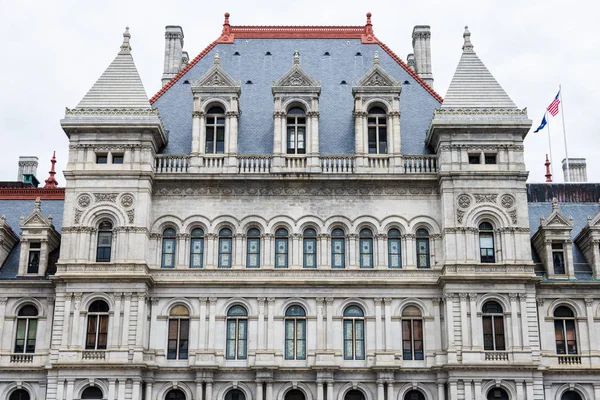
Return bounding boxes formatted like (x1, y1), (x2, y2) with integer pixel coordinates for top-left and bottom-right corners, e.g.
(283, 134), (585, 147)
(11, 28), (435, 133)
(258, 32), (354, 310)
(332, 228), (345, 268)
(367, 107), (387, 154)
(285, 306), (306, 360)
(226, 306), (248, 359)
(479, 222), (495, 263)
(167, 306), (190, 360)
(166, 389), (186, 400)
(344, 390), (365, 400)
(27, 242), (40, 273)
(14, 305), (38, 354)
(388, 229), (402, 268)
(303, 228), (317, 268)
(247, 228), (261, 268)
(404, 390), (425, 400)
(86, 300), (109, 350)
(416, 229), (430, 268)
(275, 228), (289, 268)
(552, 242), (566, 274)
(402, 306), (424, 360)
(225, 390), (246, 400)
(486, 388), (509, 400)
(96, 154), (108, 164)
(190, 228), (204, 268)
(554, 306), (577, 354)
(485, 154), (497, 164)
(9, 389), (31, 400)
(468, 155), (480, 164)
(482, 301), (505, 351)
(561, 391), (583, 400)
(343, 306), (365, 360)
(206, 106), (226, 154)
(161, 228), (177, 268)
(112, 154), (124, 164)
(219, 228), (233, 268)
(285, 389), (306, 400)
(96, 221), (113, 262)
(287, 107), (306, 154)
(359, 229), (373, 268)
(81, 387), (103, 399)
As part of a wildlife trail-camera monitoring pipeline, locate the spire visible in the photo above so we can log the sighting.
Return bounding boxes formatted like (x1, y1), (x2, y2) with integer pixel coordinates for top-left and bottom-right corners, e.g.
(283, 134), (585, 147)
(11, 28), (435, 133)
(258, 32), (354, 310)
(462, 26), (473, 52)
(442, 26), (517, 109)
(374, 51), (379, 65)
(545, 154), (553, 182)
(119, 27), (131, 55)
(76, 27), (151, 109)
(294, 50), (300, 65)
(43, 151), (59, 189)
(214, 52), (220, 65)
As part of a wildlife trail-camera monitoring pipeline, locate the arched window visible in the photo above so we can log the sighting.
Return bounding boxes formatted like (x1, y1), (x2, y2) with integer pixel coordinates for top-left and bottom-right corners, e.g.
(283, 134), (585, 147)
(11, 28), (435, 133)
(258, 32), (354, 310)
(402, 306), (424, 360)
(404, 390), (425, 400)
(331, 228), (346, 268)
(561, 391), (583, 400)
(486, 388), (509, 400)
(167, 305), (189, 360)
(286, 107), (306, 155)
(343, 305), (365, 360)
(219, 228), (233, 268)
(367, 106), (387, 154)
(206, 106), (225, 154)
(554, 306), (577, 354)
(479, 222), (495, 263)
(81, 387), (103, 399)
(86, 300), (109, 350)
(96, 220), (113, 262)
(190, 228), (204, 268)
(275, 228), (289, 268)
(416, 228), (430, 268)
(225, 389), (246, 400)
(9, 389), (30, 400)
(388, 229), (402, 268)
(162, 228), (177, 268)
(226, 305), (248, 360)
(247, 228), (261, 268)
(344, 390), (365, 400)
(166, 389), (186, 400)
(285, 390), (306, 400)
(359, 228), (373, 268)
(482, 301), (505, 351)
(303, 228), (317, 268)
(14, 305), (38, 354)
(285, 305), (306, 360)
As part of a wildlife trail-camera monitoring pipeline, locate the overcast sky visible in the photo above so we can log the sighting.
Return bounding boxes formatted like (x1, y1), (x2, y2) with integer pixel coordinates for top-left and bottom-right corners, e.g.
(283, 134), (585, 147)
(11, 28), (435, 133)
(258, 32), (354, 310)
(1, 0), (598, 184)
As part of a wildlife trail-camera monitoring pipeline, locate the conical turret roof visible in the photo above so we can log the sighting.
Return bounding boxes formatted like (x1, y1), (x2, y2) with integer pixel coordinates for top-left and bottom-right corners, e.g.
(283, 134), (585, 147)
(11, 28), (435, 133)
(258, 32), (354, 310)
(442, 27), (517, 109)
(76, 27), (151, 109)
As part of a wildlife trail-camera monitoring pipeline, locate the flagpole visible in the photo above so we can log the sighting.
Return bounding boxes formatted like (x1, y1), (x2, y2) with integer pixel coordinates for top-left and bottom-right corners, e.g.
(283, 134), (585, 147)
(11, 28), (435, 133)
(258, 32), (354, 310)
(559, 84), (570, 182)
(546, 112), (554, 177)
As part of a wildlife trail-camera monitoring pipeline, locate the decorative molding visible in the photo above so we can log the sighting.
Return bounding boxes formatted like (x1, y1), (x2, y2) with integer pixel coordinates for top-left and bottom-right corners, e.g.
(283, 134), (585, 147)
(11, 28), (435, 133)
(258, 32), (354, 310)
(93, 193), (118, 203)
(456, 209), (465, 224)
(65, 108), (160, 116)
(457, 194), (471, 209)
(126, 209), (135, 224)
(474, 194), (498, 204)
(500, 194), (515, 209)
(120, 194), (134, 208)
(508, 209), (518, 225)
(78, 194), (92, 208)
(584, 297), (594, 306)
(73, 209), (83, 225)
(434, 108), (528, 117)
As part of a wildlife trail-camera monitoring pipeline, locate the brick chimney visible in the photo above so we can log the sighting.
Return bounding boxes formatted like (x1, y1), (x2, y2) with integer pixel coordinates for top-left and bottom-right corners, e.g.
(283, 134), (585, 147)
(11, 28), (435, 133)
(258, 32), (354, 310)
(411, 26), (434, 87)
(562, 158), (587, 182)
(162, 26), (185, 86)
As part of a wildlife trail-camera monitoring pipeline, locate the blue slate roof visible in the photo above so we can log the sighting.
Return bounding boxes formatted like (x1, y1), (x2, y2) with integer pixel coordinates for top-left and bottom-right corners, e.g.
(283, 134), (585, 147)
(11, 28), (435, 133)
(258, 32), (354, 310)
(0, 199), (64, 280)
(153, 38), (441, 155)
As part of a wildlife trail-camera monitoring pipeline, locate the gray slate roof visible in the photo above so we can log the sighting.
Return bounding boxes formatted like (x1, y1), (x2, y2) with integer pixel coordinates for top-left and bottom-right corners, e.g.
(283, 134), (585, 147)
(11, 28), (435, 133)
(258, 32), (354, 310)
(76, 28), (151, 109)
(442, 27), (517, 109)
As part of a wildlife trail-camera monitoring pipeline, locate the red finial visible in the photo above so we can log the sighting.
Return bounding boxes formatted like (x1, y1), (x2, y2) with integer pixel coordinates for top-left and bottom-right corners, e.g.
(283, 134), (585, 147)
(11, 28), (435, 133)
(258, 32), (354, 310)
(224, 12), (230, 24)
(545, 154), (553, 183)
(44, 151), (59, 189)
(364, 12), (374, 36)
(366, 12), (372, 25)
(221, 12), (231, 38)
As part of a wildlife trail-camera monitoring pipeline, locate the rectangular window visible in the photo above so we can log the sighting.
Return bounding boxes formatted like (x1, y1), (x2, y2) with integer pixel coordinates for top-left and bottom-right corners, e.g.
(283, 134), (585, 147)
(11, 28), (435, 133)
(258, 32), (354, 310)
(167, 319), (178, 359)
(96, 232), (112, 262)
(484, 154), (497, 164)
(219, 238), (232, 268)
(303, 238), (316, 268)
(27, 242), (41, 274)
(332, 238), (345, 268)
(14, 319), (27, 353)
(96, 154), (108, 164)
(161, 238), (176, 268)
(275, 238), (288, 268)
(190, 238), (204, 268)
(112, 154), (124, 164)
(468, 154), (480, 164)
(360, 238), (373, 268)
(379, 127), (387, 154)
(416, 239), (430, 268)
(552, 242), (566, 274)
(388, 238), (401, 268)
(206, 130), (215, 154)
(247, 238), (260, 268)
(368, 127), (377, 154)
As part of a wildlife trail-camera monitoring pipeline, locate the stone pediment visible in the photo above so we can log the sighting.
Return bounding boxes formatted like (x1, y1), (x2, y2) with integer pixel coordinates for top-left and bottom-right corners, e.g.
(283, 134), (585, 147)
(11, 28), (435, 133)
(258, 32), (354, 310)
(353, 52), (401, 94)
(273, 51), (320, 91)
(19, 198), (53, 229)
(192, 53), (240, 90)
(540, 199), (573, 228)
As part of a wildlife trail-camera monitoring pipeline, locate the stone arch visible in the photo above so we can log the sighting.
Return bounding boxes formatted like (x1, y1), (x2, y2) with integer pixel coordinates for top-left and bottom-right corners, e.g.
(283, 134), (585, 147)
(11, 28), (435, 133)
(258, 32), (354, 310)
(463, 204), (511, 228)
(481, 380), (516, 400)
(75, 379), (109, 400)
(267, 216), (296, 235)
(9, 297), (45, 317)
(150, 215), (183, 234)
(555, 384), (591, 400)
(381, 216), (410, 235)
(547, 299), (583, 318)
(201, 98), (231, 113)
(279, 298), (312, 316)
(160, 297), (196, 317)
(81, 204), (127, 227)
(352, 216), (381, 235)
(282, 98), (312, 113)
(396, 383), (434, 400)
(363, 98), (393, 113)
(211, 215), (240, 234)
(216, 382), (254, 400)
(182, 215), (211, 235)
(297, 216), (325, 235)
(337, 298), (371, 316)
(81, 293), (115, 312)
(156, 382), (194, 400)
(276, 383), (314, 400)
(220, 297), (255, 316)
(239, 215), (268, 234)
(336, 383), (374, 400)
(324, 215), (352, 233)
(2, 382), (38, 400)
(396, 298), (429, 318)
(408, 216), (440, 234)
(476, 293), (510, 314)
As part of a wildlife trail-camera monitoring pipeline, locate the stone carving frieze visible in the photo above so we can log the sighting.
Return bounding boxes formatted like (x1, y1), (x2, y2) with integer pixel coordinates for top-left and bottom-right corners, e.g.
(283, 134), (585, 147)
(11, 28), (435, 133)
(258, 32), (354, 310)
(120, 194), (134, 208)
(78, 194), (91, 208)
(474, 194), (498, 204)
(457, 194), (471, 209)
(500, 194), (516, 209)
(94, 193), (118, 203)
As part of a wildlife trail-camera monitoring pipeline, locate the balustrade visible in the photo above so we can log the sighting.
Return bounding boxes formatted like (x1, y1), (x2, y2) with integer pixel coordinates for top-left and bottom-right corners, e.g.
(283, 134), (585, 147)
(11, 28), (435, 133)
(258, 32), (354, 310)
(155, 154), (190, 173)
(238, 155), (271, 173)
(321, 156), (355, 173)
(557, 355), (581, 365)
(10, 354), (34, 363)
(484, 351), (509, 361)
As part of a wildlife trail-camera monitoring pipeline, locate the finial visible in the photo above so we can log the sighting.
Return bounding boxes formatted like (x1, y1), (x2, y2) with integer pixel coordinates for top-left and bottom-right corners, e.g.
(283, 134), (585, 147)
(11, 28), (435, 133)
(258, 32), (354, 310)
(365, 12), (374, 35)
(44, 151), (59, 189)
(224, 12), (230, 25)
(462, 25), (474, 52)
(294, 50), (300, 65)
(119, 26), (132, 55)
(374, 51), (379, 65)
(214, 52), (220, 65)
(366, 12), (372, 25)
(544, 154), (552, 182)
(34, 197), (41, 211)
(552, 197), (559, 210)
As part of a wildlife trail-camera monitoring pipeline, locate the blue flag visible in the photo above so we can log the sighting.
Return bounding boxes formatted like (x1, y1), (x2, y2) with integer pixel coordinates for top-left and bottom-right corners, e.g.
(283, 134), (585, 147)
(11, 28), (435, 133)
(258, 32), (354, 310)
(534, 113), (547, 133)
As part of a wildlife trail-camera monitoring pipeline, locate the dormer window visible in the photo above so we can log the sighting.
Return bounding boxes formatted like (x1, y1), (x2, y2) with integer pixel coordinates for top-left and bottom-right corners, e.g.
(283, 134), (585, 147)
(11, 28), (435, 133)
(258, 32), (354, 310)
(206, 106), (226, 154)
(552, 242), (566, 274)
(287, 107), (306, 155)
(27, 242), (41, 273)
(367, 106), (387, 154)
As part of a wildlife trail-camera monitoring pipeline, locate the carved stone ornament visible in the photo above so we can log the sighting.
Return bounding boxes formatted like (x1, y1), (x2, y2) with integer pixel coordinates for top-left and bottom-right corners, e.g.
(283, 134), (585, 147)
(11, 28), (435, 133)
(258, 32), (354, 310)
(500, 194), (515, 209)
(457, 194), (471, 209)
(120, 194), (134, 208)
(78, 194), (92, 208)
(456, 209), (465, 224)
(72, 209), (83, 225)
(94, 193), (118, 203)
(508, 210), (517, 225)
(127, 209), (135, 224)
(364, 72), (393, 86)
(474, 194), (498, 204)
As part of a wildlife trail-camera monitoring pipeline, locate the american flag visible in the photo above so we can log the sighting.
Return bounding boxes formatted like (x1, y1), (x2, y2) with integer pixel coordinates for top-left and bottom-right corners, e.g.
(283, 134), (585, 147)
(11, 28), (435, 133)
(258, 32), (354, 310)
(547, 90), (561, 116)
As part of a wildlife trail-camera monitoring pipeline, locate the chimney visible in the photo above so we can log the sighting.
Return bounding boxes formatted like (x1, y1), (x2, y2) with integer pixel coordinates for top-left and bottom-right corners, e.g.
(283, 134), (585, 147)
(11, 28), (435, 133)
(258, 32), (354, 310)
(562, 158), (587, 182)
(406, 53), (416, 71)
(411, 25), (434, 87)
(162, 26), (185, 86)
(17, 156), (38, 183)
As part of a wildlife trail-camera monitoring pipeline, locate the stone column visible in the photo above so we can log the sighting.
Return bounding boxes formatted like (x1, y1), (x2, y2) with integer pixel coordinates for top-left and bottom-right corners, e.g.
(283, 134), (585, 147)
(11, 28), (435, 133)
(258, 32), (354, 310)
(459, 293), (469, 349)
(65, 379), (75, 400)
(525, 381), (535, 400)
(206, 234), (217, 268)
(267, 297), (275, 349)
(316, 298), (324, 350)
(445, 294), (456, 353)
(348, 234), (358, 268)
(121, 293), (132, 348)
(132, 379), (141, 400)
(386, 381), (394, 400)
(208, 297), (217, 350)
(593, 384), (600, 400)
(112, 293), (123, 348)
(585, 297), (596, 354)
(319, 234), (330, 268)
(136, 293), (146, 347)
(199, 298), (208, 350)
(292, 233), (302, 268)
(469, 294), (480, 349)
(256, 381), (263, 400)
(266, 382), (273, 400)
(206, 381), (213, 400)
(316, 382), (324, 400)
(473, 381), (482, 400)
(117, 379), (126, 399)
(108, 379), (117, 400)
(258, 298), (266, 349)
(263, 234), (274, 268)
(56, 380), (65, 400)
(377, 381), (385, 400)
(149, 297), (159, 350)
(326, 381), (334, 400)
(384, 298), (393, 350)
(463, 380), (472, 400)
(519, 294), (530, 349)
(144, 381), (152, 400)
(61, 293), (73, 347)
(437, 381), (446, 400)
(509, 293), (520, 349)
(543, 384), (552, 400)
(196, 380), (204, 400)
(0, 297), (7, 349)
(70, 293), (82, 348)
(432, 298), (442, 356)
(405, 234), (415, 267)
(449, 381), (458, 400)
(375, 234), (386, 268)
(326, 298), (334, 349)
(234, 233), (244, 268)
(515, 381), (524, 400)
(192, 111), (203, 154)
(374, 298), (383, 350)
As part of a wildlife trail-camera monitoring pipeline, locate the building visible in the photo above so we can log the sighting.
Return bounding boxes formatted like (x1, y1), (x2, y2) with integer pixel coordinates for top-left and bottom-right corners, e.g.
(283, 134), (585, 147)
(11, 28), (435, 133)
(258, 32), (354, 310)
(0, 12), (599, 400)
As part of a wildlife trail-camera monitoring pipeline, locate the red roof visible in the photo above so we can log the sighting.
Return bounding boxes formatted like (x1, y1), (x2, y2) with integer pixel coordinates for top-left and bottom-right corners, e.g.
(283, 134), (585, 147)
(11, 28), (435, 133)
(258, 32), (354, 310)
(150, 13), (443, 104)
(0, 188), (65, 200)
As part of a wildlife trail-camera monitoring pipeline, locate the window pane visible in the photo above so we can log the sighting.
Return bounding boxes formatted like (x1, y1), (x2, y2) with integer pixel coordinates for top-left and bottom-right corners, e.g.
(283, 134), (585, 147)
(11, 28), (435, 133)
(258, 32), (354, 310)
(238, 319), (247, 359)
(343, 320), (353, 359)
(389, 239), (401, 268)
(285, 320), (295, 359)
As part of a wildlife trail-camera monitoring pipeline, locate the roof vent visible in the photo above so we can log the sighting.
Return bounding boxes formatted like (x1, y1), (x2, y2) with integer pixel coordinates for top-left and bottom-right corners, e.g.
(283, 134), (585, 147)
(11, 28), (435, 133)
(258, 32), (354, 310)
(340, 80), (347, 85)
(324, 51), (330, 56)
(183, 80), (190, 84)
(355, 52), (362, 56)
(246, 80), (253, 84)
(265, 51), (272, 56)
(403, 80), (410, 85)
(233, 51), (240, 56)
